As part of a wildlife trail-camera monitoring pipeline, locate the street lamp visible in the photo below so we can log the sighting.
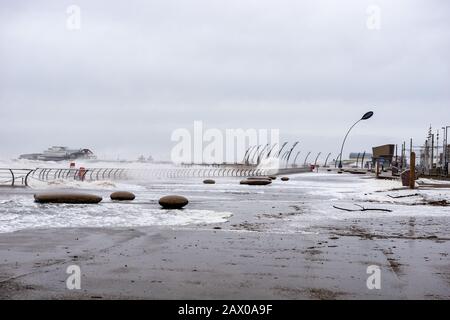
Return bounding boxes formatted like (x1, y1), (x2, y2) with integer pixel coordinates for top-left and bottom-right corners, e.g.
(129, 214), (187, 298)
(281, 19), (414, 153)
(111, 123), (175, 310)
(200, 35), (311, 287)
(249, 145), (261, 164)
(285, 141), (300, 165)
(243, 145), (256, 164)
(266, 143), (278, 158)
(338, 111), (374, 169)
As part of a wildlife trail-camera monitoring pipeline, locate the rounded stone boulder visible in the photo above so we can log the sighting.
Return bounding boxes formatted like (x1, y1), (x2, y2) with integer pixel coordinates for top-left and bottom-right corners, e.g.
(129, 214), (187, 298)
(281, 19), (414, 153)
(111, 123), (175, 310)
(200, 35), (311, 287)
(34, 193), (102, 204)
(281, 177), (290, 181)
(240, 179), (272, 186)
(159, 195), (189, 209)
(110, 191), (135, 201)
(203, 179), (216, 184)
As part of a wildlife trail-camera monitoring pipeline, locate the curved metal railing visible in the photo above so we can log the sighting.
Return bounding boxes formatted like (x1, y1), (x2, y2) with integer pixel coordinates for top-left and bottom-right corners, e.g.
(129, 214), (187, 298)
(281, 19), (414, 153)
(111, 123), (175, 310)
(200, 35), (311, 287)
(29, 168), (128, 182)
(27, 167), (279, 183)
(1, 164), (314, 187)
(0, 168), (34, 187)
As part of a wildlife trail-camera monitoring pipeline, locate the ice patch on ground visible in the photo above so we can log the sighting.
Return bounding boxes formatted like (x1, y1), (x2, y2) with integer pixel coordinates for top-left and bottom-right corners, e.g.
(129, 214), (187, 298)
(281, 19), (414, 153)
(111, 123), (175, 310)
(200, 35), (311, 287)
(284, 200), (450, 232)
(418, 178), (450, 185)
(278, 173), (450, 232)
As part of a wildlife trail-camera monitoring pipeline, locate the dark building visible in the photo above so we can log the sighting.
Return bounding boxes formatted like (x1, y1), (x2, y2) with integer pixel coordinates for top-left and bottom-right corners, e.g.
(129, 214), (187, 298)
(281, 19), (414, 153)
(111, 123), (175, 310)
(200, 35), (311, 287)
(372, 144), (395, 166)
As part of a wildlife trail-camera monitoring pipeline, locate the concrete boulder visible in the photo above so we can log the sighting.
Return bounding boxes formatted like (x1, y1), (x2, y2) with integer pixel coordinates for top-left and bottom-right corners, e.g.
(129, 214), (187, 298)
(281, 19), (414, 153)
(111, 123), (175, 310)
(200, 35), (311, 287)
(159, 195), (189, 209)
(34, 193), (102, 204)
(240, 179), (272, 186)
(203, 179), (216, 184)
(110, 191), (135, 201)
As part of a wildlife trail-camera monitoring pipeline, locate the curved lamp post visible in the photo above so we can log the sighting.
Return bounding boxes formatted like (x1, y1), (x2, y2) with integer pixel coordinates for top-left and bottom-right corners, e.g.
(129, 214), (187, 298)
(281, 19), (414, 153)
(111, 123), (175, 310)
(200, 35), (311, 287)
(314, 152), (322, 167)
(324, 152), (332, 167)
(244, 145), (257, 165)
(242, 146), (253, 163)
(244, 145), (256, 164)
(285, 141), (300, 166)
(281, 150), (290, 161)
(338, 111), (374, 169)
(249, 145), (261, 164)
(293, 151), (301, 166)
(276, 142), (289, 158)
(304, 151), (311, 166)
(266, 143), (278, 158)
(256, 144), (269, 165)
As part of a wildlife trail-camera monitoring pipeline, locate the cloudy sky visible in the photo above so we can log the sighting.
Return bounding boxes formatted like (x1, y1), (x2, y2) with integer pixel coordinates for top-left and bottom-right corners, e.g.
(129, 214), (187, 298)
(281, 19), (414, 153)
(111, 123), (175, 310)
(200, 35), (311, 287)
(1, 0), (449, 161)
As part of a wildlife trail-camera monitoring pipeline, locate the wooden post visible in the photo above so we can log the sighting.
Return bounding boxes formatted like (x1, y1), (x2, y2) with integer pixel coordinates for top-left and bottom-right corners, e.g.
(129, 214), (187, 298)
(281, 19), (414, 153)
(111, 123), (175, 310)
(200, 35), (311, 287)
(410, 152), (416, 189)
(431, 134), (434, 169)
(375, 160), (380, 178)
(402, 142), (406, 169)
(395, 144), (398, 164)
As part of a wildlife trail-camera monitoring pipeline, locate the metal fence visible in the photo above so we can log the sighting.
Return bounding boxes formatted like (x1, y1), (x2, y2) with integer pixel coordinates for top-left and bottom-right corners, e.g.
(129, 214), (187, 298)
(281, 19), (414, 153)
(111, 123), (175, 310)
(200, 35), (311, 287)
(0, 165), (312, 187)
(0, 168), (34, 187)
(30, 168), (127, 182)
(128, 167), (277, 179)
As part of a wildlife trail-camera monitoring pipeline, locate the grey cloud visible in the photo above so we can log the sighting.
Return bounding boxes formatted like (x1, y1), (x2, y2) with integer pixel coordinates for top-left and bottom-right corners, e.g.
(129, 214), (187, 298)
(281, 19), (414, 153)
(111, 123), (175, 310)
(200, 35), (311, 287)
(1, 0), (449, 160)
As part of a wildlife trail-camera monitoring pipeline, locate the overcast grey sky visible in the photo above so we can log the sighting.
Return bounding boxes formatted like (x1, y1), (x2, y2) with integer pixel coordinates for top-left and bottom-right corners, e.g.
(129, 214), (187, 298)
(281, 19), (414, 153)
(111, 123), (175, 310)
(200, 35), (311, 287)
(1, 0), (449, 160)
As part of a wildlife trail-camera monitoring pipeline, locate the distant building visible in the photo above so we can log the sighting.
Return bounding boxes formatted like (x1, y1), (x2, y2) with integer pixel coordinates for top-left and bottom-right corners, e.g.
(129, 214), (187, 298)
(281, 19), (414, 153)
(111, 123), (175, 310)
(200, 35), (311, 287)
(18, 153), (42, 160)
(137, 155), (154, 163)
(19, 146), (96, 161)
(349, 152), (373, 160)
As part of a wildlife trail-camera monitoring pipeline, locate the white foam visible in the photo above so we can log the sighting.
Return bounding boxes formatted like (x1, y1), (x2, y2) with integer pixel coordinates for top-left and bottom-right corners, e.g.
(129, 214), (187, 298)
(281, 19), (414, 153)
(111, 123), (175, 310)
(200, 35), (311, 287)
(0, 196), (233, 234)
(28, 178), (147, 192)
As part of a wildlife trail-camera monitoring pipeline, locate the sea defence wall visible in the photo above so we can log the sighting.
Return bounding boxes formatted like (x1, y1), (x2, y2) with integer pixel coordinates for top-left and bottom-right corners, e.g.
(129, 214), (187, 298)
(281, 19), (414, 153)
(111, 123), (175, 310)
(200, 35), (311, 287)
(0, 165), (312, 187)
